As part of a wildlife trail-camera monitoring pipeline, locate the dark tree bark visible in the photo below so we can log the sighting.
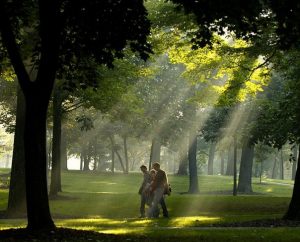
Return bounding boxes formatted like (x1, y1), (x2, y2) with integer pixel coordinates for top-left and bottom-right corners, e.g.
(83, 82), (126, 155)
(284, 146), (300, 220)
(272, 154), (278, 179)
(233, 135), (237, 196)
(123, 135), (129, 173)
(207, 142), (216, 175)
(0, 1), (60, 230)
(280, 149), (284, 180)
(292, 145), (298, 180)
(6, 87), (26, 218)
(109, 136), (115, 173)
(220, 152), (225, 175)
(237, 141), (255, 193)
(226, 144), (234, 176)
(49, 88), (62, 196)
(254, 161), (260, 177)
(115, 149), (126, 173)
(61, 128), (68, 170)
(148, 137), (161, 170)
(188, 132), (199, 194)
(24, 93), (55, 230)
(80, 152), (84, 171)
(83, 145), (90, 171)
(177, 145), (188, 175)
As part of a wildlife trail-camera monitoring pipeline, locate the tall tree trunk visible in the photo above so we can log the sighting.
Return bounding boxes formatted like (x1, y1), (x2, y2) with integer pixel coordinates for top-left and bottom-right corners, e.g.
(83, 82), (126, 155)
(272, 154), (277, 179)
(109, 136), (115, 173)
(233, 135), (237, 196)
(280, 149), (284, 180)
(123, 135), (129, 174)
(61, 128), (68, 170)
(149, 137), (161, 170)
(1, 1), (60, 230)
(177, 143), (188, 175)
(292, 145), (298, 180)
(83, 146), (90, 171)
(24, 94), (55, 230)
(115, 149), (126, 173)
(80, 152), (84, 171)
(207, 142), (216, 175)
(254, 161), (259, 177)
(49, 88), (62, 196)
(47, 131), (52, 169)
(284, 146), (300, 220)
(226, 144), (234, 176)
(220, 152), (225, 175)
(6, 87), (26, 217)
(237, 141), (255, 193)
(188, 132), (199, 194)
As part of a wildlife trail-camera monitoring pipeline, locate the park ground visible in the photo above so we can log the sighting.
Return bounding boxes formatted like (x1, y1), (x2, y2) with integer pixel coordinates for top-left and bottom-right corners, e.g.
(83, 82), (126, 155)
(1, 169), (300, 241)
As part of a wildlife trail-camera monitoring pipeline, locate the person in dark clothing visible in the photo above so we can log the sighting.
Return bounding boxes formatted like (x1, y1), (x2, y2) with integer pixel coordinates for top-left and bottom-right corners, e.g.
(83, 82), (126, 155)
(148, 162), (169, 218)
(138, 165), (151, 218)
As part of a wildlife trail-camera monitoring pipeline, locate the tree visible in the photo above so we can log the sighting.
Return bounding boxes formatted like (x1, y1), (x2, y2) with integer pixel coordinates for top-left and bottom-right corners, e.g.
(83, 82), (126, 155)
(0, 0), (151, 230)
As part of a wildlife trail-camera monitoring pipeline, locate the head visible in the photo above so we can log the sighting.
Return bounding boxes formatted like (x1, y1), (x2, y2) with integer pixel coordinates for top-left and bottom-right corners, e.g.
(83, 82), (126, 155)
(140, 165), (147, 174)
(150, 169), (156, 179)
(152, 162), (160, 171)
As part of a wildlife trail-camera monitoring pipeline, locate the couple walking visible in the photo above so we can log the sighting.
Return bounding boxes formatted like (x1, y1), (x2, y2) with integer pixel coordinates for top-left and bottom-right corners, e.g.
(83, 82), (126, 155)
(139, 162), (169, 218)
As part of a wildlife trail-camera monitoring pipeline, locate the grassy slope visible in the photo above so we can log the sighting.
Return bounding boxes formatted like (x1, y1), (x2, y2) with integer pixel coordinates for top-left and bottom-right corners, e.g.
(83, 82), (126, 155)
(1, 169), (300, 241)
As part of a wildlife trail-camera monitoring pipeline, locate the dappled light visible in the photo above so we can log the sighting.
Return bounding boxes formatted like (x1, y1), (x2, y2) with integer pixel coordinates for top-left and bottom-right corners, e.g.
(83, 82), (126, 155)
(1, 0), (300, 241)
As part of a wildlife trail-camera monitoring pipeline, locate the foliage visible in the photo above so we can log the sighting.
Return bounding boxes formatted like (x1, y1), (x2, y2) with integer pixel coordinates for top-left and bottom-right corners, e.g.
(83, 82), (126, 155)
(169, 0), (300, 50)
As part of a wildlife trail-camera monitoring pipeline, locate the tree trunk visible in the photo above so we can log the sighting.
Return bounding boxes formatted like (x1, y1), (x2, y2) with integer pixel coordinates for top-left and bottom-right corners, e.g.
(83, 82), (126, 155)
(61, 128), (68, 170)
(1, 1), (60, 230)
(233, 135), (237, 196)
(280, 149), (284, 180)
(272, 154), (277, 179)
(207, 142), (216, 175)
(115, 149), (126, 173)
(123, 136), (129, 173)
(177, 143), (188, 175)
(49, 89), (62, 196)
(83, 146), (90, 171)
(188, 132), (199, 194)
(237, 141), (255, 193)
(109, 136), (115, 173)
(47, 131), (52, 169)
(149, 137), (161, 170)
(284, 146), (300, 220)
(24, 94), (55, 230)
(226, 144), (234, 176)
(80, 152), (84, 171)
(220, 152), (225, 175)
(254, 161), (260, 177)
(292, 145), (298, 180)
(6, 87), (26, 217)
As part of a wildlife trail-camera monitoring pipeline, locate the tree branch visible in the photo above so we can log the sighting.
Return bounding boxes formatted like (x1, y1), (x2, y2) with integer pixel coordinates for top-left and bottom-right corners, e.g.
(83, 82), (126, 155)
(0, 5), (31, 93)
(62, 100), (85, 113)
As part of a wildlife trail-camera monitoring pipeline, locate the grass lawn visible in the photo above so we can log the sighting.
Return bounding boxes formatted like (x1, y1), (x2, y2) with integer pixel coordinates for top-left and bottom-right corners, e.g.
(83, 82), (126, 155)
(1, 169), (299, 241)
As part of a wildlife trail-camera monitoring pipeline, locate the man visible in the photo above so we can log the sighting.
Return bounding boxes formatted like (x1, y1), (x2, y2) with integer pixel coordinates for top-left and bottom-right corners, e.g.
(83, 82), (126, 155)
(148, 162), (169, 218)
(138, 165), (151, 218)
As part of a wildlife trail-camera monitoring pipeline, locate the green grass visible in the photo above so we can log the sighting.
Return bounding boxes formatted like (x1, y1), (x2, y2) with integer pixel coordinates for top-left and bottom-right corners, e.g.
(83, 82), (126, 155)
(0, 169), (298, 241)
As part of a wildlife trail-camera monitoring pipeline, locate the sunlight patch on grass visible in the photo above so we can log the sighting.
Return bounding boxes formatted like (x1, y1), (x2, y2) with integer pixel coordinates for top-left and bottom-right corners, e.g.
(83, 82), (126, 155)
(169, 216), (221, 227)
(0, 219), (26, 229)
(129, 219), (153, 226)
(89, 181), (118, 185)
(58, 218), (123, 227)
(100, 227), (143, 234)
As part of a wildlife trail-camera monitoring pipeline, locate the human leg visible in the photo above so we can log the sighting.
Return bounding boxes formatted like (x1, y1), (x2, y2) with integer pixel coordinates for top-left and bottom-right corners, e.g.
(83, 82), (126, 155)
(160, 196), (169, 217)
(147, 187), (164, 218)
(140, 194), (146, 217)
